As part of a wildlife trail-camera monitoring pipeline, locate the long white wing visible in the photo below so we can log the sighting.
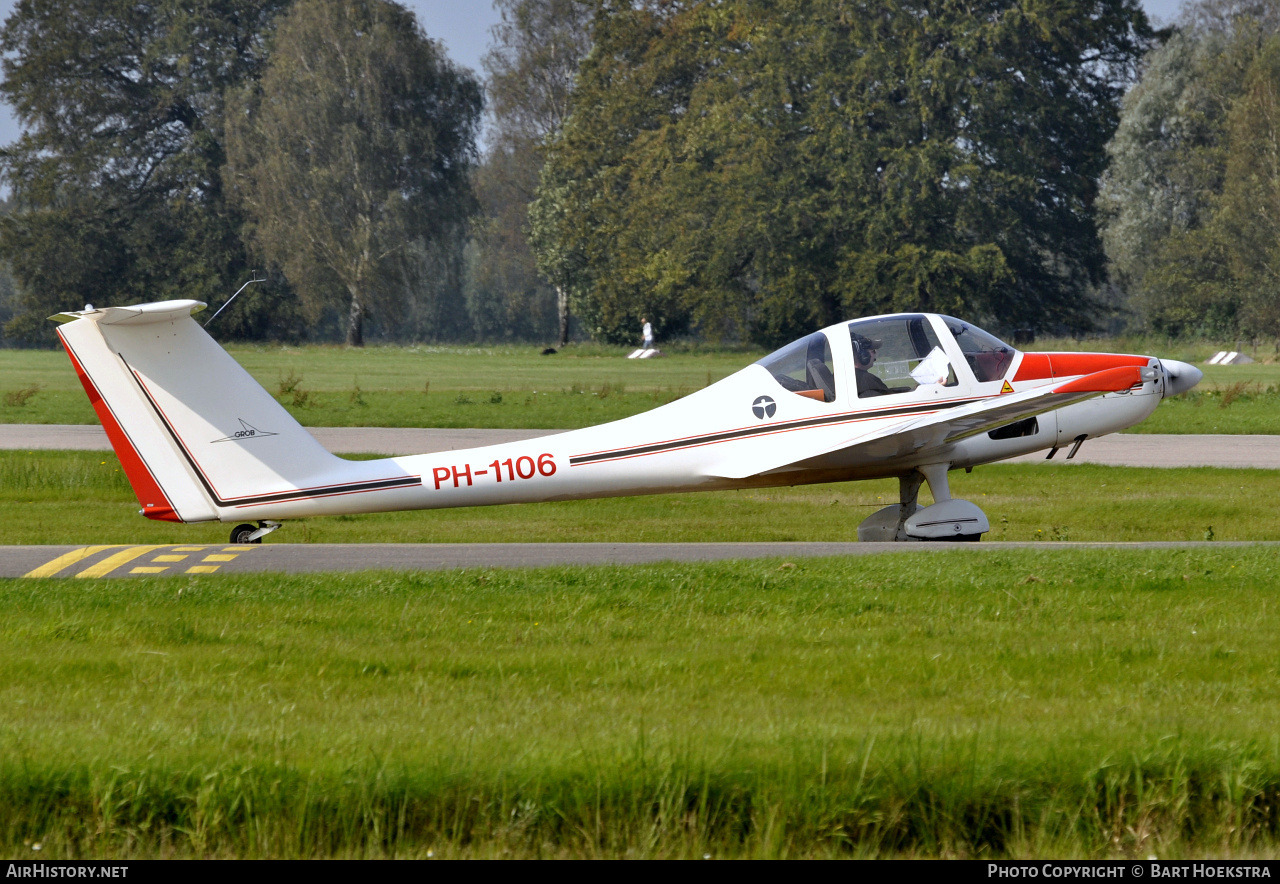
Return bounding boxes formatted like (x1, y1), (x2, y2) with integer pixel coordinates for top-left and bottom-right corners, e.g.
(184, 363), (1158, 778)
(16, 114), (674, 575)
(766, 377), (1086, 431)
(710, 366), (1151, 480)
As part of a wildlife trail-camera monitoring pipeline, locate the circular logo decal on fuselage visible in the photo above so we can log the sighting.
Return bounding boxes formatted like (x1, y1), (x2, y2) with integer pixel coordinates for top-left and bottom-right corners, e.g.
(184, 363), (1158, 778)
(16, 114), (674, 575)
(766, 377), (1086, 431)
(752, 395), (776, 419)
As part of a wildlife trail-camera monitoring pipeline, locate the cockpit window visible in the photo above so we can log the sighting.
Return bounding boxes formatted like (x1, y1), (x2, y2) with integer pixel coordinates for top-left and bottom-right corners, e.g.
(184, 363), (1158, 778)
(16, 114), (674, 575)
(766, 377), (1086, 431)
(756, 331), (837, 402)
(848, 315), (957, 398)
(941, 317), (1015, 383)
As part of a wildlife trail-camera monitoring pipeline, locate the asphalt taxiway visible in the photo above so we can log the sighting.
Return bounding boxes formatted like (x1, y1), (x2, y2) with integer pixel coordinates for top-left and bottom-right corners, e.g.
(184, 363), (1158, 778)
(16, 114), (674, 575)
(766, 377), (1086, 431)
(8, 541), (1278, 580)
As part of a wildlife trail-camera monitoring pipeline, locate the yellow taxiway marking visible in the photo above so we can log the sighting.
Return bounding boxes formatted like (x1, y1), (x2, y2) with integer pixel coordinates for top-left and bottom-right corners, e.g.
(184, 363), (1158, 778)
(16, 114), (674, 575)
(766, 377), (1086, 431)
(75, 546), (164, 579)
(189, 548), (255, 573)
(23, 545), (118, 578)
(24, 545), (256, 579)
(187, 547), (259, 573)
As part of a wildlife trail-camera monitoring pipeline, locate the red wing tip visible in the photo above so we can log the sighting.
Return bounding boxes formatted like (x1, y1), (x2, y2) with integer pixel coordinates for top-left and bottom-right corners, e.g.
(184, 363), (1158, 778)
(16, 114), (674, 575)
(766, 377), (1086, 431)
(1051, 366), (1144, 395)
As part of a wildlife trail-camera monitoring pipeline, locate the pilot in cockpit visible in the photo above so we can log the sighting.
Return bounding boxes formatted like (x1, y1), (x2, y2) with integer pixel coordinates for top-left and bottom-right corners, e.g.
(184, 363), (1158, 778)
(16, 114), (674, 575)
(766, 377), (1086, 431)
(852, 333), (890, 397)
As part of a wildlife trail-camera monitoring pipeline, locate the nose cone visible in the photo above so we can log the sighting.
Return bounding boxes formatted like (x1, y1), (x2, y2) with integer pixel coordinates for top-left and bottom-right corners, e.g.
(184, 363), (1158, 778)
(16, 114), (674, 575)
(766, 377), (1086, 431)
(1160, 359), (1203, 398)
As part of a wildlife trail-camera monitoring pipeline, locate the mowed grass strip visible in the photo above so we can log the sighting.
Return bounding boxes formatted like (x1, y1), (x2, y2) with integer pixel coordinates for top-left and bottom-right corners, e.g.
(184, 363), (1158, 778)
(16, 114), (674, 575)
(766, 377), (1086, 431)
(0, 344), (750, 428)
(1, 449), (1277, 545)
(2, 549), (1280, 857)
(3, 343), (1279, 432)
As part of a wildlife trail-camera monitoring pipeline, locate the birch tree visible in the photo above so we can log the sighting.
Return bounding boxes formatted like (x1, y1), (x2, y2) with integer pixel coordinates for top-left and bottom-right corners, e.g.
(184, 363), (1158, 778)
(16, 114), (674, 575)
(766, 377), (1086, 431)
(225, 0), (481, 345)
(474, 0), (592, 345)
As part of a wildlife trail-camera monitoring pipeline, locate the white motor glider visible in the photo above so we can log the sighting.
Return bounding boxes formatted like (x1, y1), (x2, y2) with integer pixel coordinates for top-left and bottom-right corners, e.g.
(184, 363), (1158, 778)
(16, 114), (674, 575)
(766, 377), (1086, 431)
(52, 300), (1201, 544)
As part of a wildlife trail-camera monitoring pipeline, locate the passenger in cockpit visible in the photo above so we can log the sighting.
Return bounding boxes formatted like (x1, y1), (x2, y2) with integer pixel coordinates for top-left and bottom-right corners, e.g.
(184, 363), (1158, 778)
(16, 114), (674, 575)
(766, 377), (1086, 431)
(852, 333), (890, 397)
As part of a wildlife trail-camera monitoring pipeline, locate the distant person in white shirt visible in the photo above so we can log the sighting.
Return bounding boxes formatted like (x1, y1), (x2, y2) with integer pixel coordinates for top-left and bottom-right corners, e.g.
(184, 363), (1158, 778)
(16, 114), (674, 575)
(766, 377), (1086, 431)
(641, 317), (654, 350)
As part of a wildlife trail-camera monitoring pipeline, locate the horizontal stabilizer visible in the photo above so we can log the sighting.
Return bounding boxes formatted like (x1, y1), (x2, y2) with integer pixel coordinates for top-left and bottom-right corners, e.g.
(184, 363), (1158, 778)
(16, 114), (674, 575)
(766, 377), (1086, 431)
(51, 299), (207, 327)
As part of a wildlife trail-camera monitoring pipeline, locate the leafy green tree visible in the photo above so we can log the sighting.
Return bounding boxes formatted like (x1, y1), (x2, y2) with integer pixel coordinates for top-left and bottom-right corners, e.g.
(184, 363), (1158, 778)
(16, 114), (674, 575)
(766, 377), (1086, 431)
(224, 0), (482, 346)
(1144, 34), (1280, 338)
(470, 0), (592, 345)
(1214, 37), (1280, 335)
(1100, 32), (1213, 300)
(0, 0), (291, 345)
(1101, 0), (1280, 336)
(1180, 0), (1280, 36)
(0, 200), (16, 343)
(465, 149), (560, 341)
(533, 0), (1152, 347)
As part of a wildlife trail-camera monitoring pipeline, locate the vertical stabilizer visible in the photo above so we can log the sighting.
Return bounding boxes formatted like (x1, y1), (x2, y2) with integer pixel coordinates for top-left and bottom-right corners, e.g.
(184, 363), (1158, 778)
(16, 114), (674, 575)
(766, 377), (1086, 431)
(53, 300), (357, 522)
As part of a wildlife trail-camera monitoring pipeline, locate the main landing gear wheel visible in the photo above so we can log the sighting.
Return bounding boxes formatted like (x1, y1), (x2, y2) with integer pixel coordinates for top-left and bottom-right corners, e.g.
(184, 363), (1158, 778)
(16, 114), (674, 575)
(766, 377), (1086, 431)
(230, 523), (261, 545)
(854, 465), (990, 542)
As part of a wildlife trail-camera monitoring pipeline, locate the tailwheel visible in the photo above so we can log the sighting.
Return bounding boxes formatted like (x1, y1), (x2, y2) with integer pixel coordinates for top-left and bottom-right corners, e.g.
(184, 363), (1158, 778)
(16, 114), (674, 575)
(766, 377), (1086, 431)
(229, 520), (281, 544)
(230, 523), (260, 545)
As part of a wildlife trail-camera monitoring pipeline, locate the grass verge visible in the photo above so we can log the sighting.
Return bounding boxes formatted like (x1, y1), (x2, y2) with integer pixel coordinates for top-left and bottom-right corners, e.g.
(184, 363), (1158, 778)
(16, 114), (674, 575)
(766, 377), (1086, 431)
(2, 549), (1280, 857)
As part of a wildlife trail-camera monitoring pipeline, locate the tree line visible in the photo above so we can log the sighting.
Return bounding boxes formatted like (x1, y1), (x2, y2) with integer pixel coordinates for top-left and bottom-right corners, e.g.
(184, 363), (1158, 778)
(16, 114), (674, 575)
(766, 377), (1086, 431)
(1102, 0), (1280, 340)
(0, 0), (1274, 348)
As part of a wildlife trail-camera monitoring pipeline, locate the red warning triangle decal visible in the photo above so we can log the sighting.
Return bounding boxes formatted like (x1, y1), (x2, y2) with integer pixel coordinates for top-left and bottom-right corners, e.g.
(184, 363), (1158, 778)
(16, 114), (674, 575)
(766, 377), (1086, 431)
(1000, 380), (1014, 394)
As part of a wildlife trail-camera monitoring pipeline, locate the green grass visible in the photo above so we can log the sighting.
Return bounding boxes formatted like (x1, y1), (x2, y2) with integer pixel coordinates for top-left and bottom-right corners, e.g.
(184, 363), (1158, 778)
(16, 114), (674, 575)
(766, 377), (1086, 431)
(4, 341), (1280, 431)
(0, 344), (750, 428)
(0, 450), (1275, 545)
(3, 549), (1280, 857)
(1131, 380), (1280, 434)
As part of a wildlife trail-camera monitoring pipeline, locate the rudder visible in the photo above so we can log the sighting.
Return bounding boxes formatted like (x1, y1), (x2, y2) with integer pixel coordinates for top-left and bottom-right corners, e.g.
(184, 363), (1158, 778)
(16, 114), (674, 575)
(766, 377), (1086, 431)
(54, 300), (350, 523)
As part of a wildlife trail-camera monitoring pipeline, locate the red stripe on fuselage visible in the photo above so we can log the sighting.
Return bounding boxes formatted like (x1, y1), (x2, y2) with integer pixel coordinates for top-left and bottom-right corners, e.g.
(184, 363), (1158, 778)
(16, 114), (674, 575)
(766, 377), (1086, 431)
(1013, 352), (1150, 382)
(57, 329), (182, 522)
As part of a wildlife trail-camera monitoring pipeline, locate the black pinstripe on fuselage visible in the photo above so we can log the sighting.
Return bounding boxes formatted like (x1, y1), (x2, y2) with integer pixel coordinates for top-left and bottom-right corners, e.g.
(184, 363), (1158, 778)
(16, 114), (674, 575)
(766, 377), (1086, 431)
(569, 396), (985, 466)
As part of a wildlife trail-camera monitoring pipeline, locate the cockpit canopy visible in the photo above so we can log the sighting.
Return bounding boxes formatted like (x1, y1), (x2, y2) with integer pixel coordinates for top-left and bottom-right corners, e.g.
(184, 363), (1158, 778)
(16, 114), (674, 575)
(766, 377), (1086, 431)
(939, 316), (1015, 383)
(847, 315), (956, 398)
(756, 313), (1016, 402)
(754, 331), (836, 402)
